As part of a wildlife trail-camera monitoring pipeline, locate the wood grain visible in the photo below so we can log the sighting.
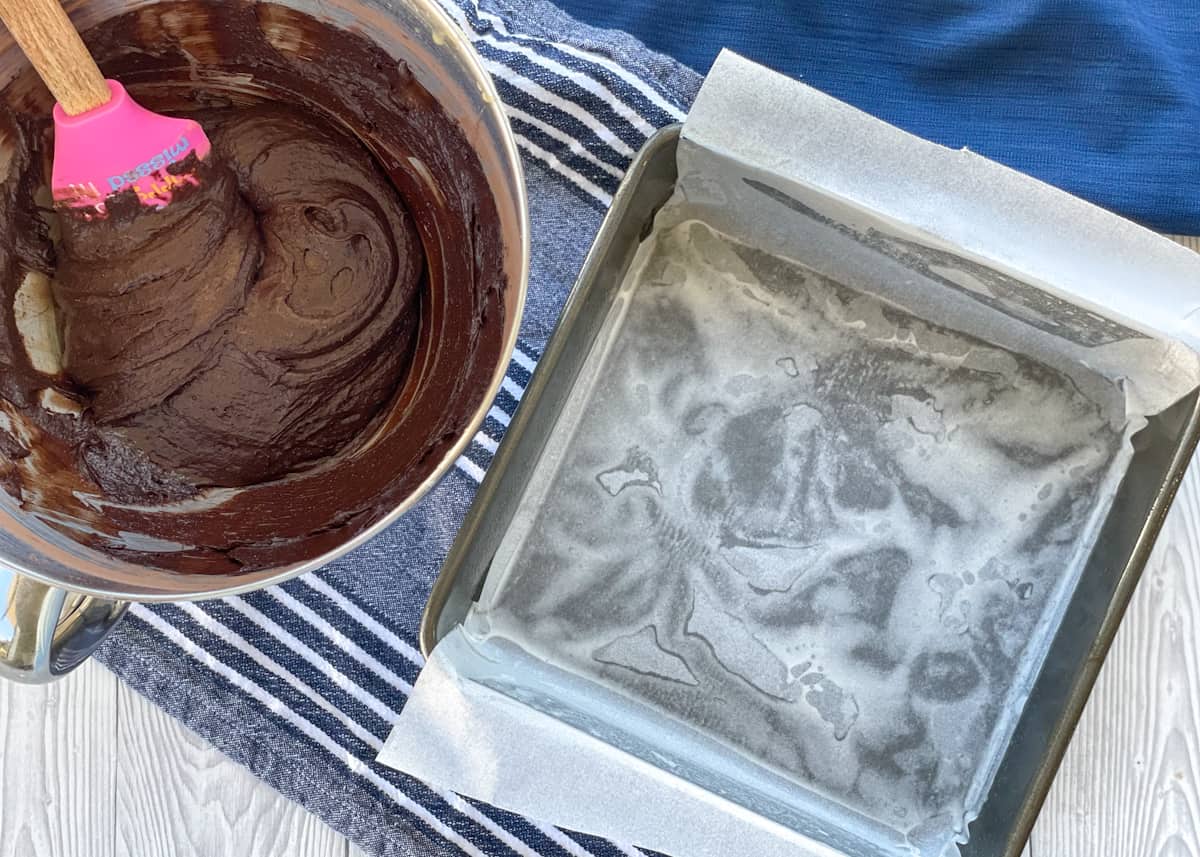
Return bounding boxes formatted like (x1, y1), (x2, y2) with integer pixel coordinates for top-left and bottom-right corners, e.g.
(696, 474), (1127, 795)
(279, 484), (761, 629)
(113, 680), (345, 857)
(1031, 429), (1200, 857)
(0, 0), (109, 114)
(0, 660), (117, 857)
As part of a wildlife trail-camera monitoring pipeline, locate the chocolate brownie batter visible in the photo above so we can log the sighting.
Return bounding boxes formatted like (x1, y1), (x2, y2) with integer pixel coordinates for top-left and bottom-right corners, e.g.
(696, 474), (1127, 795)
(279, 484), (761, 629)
(58, 108), (423, 488)
(0, 1), (506, 571)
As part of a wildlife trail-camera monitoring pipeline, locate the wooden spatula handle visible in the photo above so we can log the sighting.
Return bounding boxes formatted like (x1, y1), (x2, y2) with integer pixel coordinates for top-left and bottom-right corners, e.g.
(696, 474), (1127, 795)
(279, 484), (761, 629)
(0, 0), (109, 115)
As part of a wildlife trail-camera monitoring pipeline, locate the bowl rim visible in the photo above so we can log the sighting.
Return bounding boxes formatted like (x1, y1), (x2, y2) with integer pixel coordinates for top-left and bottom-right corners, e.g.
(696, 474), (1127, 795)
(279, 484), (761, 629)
(0, 0), (530, 602)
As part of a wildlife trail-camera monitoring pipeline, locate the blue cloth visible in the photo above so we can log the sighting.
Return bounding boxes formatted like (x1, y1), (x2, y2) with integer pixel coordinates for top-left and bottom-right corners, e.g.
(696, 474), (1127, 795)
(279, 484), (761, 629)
(98, 2), (697, 855)
(553, 0), (1200, 234)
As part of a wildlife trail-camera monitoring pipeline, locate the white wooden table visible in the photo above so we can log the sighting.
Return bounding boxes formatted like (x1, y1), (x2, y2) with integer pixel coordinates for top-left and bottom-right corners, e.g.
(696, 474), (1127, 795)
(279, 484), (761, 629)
(2, 238), (1198, 857)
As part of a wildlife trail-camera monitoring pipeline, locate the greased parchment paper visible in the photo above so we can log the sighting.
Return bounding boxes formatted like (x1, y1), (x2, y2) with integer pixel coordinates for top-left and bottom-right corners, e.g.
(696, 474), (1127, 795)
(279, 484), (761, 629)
(380, 52), (1200, 857)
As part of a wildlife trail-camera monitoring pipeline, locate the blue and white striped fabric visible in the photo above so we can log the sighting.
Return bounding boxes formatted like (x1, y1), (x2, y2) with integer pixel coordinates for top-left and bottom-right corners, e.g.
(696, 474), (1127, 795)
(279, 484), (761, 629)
(97, 1), (699, 855)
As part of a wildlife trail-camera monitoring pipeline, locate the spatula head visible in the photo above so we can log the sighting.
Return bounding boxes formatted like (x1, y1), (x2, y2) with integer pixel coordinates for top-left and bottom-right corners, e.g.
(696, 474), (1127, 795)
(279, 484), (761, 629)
(51, 79), (211, 217)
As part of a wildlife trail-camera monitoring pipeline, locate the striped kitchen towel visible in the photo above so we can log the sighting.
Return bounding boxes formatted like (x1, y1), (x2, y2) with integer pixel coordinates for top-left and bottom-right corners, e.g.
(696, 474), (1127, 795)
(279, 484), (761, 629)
(97, 1), (698, 855)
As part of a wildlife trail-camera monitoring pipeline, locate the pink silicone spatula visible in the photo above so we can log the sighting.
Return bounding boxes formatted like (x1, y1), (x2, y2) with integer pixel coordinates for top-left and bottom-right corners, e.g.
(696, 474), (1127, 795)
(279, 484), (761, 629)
(0, 0), (211, 215)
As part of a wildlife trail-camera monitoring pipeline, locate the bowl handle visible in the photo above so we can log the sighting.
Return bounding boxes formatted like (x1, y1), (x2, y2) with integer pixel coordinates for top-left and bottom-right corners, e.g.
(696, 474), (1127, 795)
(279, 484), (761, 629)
(0, 568), (127, 683)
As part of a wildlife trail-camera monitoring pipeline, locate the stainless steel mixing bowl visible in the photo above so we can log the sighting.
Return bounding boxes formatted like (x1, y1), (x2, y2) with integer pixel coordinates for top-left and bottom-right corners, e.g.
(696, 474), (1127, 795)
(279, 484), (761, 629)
(0, 0), (528, 682)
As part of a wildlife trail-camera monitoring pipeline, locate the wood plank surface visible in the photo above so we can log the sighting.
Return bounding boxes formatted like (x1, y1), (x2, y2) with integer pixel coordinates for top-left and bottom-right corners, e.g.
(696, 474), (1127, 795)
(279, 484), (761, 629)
(112, 681), (345, 857)
(0, 660), (117, 857)
(1030, 460), (1200, 857)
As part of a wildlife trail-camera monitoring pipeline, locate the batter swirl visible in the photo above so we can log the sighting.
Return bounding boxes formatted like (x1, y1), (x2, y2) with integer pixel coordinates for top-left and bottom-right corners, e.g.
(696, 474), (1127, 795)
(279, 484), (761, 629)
(57, 107), (423, 488)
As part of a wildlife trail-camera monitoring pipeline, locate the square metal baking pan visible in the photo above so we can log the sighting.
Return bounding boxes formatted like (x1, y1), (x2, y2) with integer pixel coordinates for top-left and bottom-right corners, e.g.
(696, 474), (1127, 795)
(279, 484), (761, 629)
(421, 124), (1200, 856)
